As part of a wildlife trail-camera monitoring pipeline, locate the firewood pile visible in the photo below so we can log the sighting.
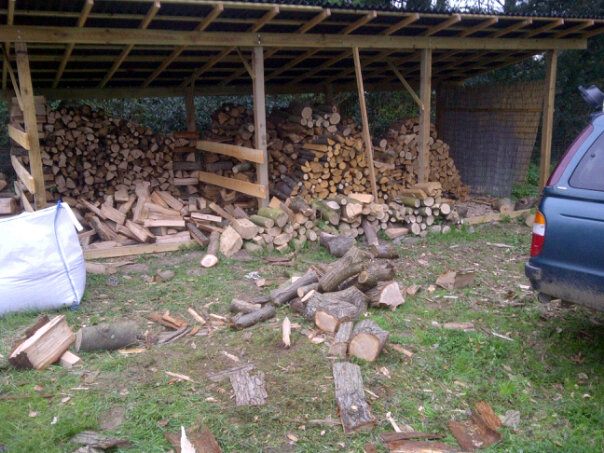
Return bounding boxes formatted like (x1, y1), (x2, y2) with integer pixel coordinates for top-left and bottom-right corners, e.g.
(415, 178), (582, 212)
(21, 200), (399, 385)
(34, 105), (176, 201)
(203, 102), (468, 202)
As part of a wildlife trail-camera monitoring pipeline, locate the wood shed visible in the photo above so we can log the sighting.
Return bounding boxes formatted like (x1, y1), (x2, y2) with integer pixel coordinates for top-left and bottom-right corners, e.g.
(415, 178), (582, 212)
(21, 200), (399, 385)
(2, 0), (603, 209)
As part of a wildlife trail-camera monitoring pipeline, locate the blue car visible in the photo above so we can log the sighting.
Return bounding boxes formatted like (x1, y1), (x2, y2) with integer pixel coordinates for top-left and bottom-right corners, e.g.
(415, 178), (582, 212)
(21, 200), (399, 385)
(525, 85), (604, 311)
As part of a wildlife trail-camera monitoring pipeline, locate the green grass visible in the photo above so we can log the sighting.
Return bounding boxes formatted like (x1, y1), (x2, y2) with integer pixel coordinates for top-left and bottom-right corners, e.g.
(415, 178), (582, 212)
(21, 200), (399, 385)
(1, 223), (603, 452)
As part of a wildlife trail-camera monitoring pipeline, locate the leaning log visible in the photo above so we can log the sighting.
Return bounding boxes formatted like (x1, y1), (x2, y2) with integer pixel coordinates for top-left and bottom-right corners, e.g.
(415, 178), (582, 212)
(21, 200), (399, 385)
(201, 231), (220, 268)
(232, 304), (276, 329)
(270, 268), (318, 305)
(319, 246), (371, 292)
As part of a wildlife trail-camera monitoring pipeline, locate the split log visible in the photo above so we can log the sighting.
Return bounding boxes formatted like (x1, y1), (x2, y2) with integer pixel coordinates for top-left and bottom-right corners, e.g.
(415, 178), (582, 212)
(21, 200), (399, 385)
(59, 351), (81, 369)
(319, 246), (371, 292)
(348, 319), (389, 361)
(357, 261), (395, 290)
(332, 361), (376, 432)
(9, 316), (75, 370)
(219, 226), (243, 258)
(201, 231), (220, 268)
(187, 223), (210, 247)
(313, 200), (340, 225)
(369, 243), (400, 259)
(230, 299), (262, 314)
(0, 198), (17, 215)
(365, 281), (405, 310)
(361, 219), (379, 247)
(289, 196), (314, 217)
(297, 282), (319, 298)
(319, 232), (354, 257)
(329, 321), (354, 358)
(270, 268), (318, 305)
(249, 214), (274, 229)
(230, 218), (259, 240)
(315, 299), (362, 333)
(232, 304), (276, 329)
(282, 316), (291, 348)
(75, 321), (138, 352)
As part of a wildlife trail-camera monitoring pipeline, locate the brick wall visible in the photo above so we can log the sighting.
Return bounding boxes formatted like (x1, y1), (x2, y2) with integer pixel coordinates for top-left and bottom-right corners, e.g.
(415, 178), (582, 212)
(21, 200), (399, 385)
(437, 81), (544, 197)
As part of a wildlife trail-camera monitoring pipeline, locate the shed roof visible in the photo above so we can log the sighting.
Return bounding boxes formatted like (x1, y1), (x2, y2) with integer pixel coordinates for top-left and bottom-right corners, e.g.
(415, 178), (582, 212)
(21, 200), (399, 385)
(1, 0), (603, 99)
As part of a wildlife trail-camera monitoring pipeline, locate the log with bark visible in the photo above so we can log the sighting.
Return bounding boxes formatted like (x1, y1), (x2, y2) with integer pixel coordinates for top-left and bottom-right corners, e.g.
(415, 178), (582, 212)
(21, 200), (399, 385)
(232, 304), (276, 329)
(319, 232), (354, 257)
(332, 361), (376, 433)
(329, 321), (354, 358)
(365, 281), (405, 310)
(348, 319), (389, 361)
(201, 231), (220, 268)
(270, 268), (319, 305)
(319, 247), (372, 292)
(75, 321), (139, 352)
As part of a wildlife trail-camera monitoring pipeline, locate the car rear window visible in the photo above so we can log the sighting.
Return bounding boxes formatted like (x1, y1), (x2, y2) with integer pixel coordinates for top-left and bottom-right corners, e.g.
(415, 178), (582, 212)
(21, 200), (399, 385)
(569, 131), (604, 191)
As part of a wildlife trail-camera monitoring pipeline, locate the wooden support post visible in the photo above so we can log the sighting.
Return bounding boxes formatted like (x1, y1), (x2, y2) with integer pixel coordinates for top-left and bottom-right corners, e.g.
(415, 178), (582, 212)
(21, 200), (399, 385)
(185, 86), (196, 132)
(539, 49), (558, 189)
(252, 46), (269, 208)
(15, 42), (46, 209)
(352, 47), (378, 200)
(418, 48), (432, 184)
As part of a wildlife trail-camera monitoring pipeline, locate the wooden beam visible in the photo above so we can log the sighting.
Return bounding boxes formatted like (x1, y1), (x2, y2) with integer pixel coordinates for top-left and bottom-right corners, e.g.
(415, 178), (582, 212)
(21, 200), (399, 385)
(0, 26), (587, 50)
(198, 171), (268, 199)
(524, 19), (564, 38)
(99, 1), (160, 88)
(8, 123), (30, 150)
(553, 20), (594, 39)
(2, 45), (23, 111)
(266, 11), (378, 82)
(15, 42), (46, 208)
(220, 9), (331, 86)
(252, 46), (269, 207)
(11, 154), (35, 193)
(387, 61), (422, 109)
(539, 49), (558, 189)
(418, 48), (432, 184)
(185, 86), (196, 132)
(143, 3), (223, 87)
(83, 241), (195, 260)
(183, 6), (279, 88)
(383, 13), (421, 35)
(423, 14), (461, 36)
(458, 17), (498, 37)
(352, 47), (377, 200)
(491, 19), (533, 38)
(52, 0), (94, 88)
(196, 140), (264, 164)
(1, 0), (15, 91)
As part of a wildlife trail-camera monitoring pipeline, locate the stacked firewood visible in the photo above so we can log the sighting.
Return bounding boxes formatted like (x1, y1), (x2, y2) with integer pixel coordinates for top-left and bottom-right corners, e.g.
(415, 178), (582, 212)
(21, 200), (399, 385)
(382, 118), (469, 199)
(171, 131), (201, 197)
(37, 105), (175, 201)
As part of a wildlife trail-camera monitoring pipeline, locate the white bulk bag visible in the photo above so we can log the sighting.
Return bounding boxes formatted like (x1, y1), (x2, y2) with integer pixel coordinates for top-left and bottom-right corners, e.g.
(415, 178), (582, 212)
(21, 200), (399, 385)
(0, 202), (86, 316)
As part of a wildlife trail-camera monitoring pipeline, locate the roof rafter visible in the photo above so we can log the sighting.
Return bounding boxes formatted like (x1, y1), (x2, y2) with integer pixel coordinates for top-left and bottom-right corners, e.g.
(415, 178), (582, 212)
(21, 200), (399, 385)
(265, 10), (378, 82)
(181, 6), (280, 88)
(52, 0), (94, 89)
(288, 13), (419, 86)
(423, 14), (461, 36)
(99, 1), (160, 88)
(524, 19), (564, 38)
(553, 20), (594, 38)
(143, 2), (224, 87)
(220, 8), (331, 86)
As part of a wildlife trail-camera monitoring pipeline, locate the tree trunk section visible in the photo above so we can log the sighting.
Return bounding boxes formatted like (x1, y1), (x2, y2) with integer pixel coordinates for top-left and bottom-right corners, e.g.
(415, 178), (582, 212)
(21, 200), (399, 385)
(365, 281), (404, 310)
(201, 231), (220, 268)
(357, 261), (395, 290)
(361, 219), (379, 246)
(75, 321), (139, 352)
(319, 232), (354, 257)
(229, 369), (268, 406)
(348, 319), (389, 361)
(332, 361), (376, 433)
(369, 243), (400, 259)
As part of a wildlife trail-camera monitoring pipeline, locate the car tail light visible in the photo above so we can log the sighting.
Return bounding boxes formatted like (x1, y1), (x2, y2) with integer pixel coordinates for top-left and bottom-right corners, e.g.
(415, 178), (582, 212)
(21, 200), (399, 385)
(547, 124), (593, 186)
(530, 211), (546, 257)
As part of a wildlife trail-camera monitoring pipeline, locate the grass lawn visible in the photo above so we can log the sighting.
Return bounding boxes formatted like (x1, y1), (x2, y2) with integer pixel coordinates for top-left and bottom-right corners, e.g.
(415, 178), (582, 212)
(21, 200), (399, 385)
(1, 222), (603, 452)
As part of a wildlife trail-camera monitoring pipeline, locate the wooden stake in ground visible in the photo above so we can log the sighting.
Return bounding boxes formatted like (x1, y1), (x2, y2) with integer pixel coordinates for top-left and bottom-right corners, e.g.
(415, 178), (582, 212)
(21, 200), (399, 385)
(75, 321), (138, 352)
(282, 316), (291, 348)
(201, 231), (220, 268)
(332, 361), (376, 433)
(348, 319), (389, 361)
(9, 316), (75, 370)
